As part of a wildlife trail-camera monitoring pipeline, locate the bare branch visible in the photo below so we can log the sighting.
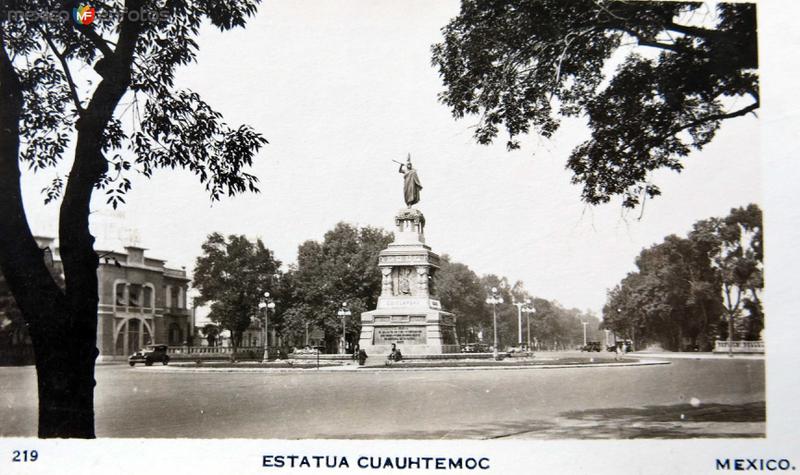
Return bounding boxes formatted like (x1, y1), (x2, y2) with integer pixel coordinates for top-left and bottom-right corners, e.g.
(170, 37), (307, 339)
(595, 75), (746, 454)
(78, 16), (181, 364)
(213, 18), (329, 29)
(659, 100), (759, 143)
(42, 32), (84, 114)
(612, 26), (682, 53)
(666, 21), (730, 42)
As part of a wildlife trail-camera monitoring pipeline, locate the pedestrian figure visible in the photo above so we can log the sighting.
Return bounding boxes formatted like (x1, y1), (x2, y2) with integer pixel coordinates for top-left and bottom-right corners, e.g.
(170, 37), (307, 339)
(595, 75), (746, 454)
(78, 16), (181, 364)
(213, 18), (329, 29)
(352, 343), (360, 361)
(615, 342), (622, 361)
(388, 343), (403, 363)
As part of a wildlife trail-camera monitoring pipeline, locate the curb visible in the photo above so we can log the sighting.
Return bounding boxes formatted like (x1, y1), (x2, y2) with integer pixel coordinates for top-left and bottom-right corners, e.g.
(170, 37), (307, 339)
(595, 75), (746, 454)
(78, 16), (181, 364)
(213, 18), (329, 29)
(635, 352), (765, 360)
(134, 358), (671, 374)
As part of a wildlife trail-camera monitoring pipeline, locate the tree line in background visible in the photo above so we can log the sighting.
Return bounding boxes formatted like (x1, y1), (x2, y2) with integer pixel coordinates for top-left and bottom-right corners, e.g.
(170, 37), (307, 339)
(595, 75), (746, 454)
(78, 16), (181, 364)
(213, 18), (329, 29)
(193, 223), (601, 353)
(602, 204), (763, 351)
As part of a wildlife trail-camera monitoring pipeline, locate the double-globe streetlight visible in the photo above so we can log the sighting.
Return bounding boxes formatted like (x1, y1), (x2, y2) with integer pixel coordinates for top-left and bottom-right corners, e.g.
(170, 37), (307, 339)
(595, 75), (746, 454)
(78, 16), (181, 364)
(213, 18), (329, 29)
(337, 302), (351, 355)
(258, 292), (275, 363)
(485, 287), (504, 360)
(523, 304), (536, 351)
(512, 298), (534, 350)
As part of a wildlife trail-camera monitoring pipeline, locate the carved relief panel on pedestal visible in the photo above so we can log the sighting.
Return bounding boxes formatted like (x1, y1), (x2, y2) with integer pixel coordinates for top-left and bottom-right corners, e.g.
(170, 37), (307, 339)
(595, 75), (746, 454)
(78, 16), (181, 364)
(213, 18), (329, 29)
(387, 265), (434, 297)
(381, 267), (392, 296)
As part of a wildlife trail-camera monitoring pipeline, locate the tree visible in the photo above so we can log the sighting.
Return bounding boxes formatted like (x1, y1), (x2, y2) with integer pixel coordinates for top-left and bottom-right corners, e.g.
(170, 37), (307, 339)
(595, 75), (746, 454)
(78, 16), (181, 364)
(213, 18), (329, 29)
(432, 1), (758, 208)
(603, 232), (724, 352)
(690, 204), (763, 341)
(193, 234), (281, 357)
(201, 323), (221, 347)
(435, 255), (487, 343)
(283, 223), (393, 352)
(603, 205), (761, 351)
(0, 0), (265, 437)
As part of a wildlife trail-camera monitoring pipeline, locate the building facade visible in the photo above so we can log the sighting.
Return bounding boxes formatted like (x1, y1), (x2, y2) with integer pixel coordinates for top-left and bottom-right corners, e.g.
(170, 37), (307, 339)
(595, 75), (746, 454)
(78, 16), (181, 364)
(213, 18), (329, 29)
(96, 244), (192, 361)
(0, 238), (192, 363)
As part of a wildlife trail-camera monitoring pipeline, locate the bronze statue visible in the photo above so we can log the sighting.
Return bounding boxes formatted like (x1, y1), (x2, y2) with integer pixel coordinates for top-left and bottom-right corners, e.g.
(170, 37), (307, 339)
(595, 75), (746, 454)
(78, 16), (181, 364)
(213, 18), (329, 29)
(394, 153), (422, 208)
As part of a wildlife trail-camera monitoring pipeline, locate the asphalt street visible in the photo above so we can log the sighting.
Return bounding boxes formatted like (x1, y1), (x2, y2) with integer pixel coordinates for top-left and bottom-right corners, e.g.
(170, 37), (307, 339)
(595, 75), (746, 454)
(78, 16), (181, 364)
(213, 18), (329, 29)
(0, 354), (764, 439)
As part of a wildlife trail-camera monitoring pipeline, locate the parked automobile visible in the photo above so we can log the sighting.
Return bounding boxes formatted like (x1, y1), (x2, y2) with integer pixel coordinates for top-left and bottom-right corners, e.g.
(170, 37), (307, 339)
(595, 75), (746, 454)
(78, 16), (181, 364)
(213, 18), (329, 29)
(461, 343), (490, 353)
(128, 344), (170, 367)
(581, 341), (603, 352)
(607, 341), (634, 353)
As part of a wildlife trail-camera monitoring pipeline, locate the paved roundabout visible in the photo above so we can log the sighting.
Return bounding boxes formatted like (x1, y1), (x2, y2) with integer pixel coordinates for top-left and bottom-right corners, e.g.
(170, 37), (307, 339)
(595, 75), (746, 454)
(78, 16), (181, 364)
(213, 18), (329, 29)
(143, 355), (671, 373)
(0, 353), (764, 438)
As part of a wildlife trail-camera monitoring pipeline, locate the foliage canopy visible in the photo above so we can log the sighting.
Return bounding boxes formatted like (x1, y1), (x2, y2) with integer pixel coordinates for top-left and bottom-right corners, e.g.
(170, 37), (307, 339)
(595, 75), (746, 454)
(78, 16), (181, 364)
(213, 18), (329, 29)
(432, 1), (758, 208)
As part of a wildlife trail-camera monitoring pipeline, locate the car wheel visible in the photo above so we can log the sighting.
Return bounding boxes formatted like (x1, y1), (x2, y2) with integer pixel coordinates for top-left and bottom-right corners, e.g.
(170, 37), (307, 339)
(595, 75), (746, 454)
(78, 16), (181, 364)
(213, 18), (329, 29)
(129, 362), (135, 367)
(145, 359), (153, 366)
(162, 357), (169, 366)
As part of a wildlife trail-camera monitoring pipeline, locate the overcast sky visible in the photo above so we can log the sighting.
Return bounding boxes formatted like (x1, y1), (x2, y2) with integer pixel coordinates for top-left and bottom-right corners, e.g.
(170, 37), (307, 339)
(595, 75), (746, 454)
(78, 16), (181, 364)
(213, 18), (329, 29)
(20, 0), (760, 315)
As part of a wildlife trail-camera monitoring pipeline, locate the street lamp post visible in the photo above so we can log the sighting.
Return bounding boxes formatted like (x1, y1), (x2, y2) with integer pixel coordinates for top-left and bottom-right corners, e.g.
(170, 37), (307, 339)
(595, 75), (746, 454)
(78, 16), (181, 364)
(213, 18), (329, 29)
(727, 314), (734, 358)
(485, 287), (504, 360)
(337, 302), (351, 355)
(259, 292), (276, 363)
(523, 302), (534, 351)
(512, 300), (526, 348)
(581, 321), (588, 346)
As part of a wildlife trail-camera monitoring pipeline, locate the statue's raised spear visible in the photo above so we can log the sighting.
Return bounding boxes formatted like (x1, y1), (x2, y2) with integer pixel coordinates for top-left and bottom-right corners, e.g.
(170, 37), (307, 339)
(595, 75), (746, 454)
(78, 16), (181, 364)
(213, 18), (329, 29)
(392, 153), (412, 166)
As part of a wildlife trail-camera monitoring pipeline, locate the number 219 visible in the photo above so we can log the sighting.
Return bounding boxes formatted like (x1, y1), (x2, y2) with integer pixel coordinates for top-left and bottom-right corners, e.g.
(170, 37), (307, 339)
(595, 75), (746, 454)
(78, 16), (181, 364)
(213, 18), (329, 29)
(12, 450), (38, 462)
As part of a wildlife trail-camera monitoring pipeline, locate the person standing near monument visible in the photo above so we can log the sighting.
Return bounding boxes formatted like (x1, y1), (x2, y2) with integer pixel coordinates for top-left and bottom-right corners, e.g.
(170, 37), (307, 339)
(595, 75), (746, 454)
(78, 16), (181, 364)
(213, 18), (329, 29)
(396, 153), (422, 208)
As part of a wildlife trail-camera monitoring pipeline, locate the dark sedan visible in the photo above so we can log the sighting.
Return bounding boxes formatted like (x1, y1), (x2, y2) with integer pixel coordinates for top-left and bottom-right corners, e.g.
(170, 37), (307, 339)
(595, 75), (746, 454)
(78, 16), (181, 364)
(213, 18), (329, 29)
(128, 344), (170, 366)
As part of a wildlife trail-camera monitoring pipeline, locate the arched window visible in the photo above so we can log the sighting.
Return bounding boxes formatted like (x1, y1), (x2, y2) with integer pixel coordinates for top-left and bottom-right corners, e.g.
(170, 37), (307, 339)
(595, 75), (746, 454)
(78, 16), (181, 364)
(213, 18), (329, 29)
(129, 284), (142, 307)
(114, 318), (153, 356)
(142, 284), (155, 312)
(115, 281), (127, 307)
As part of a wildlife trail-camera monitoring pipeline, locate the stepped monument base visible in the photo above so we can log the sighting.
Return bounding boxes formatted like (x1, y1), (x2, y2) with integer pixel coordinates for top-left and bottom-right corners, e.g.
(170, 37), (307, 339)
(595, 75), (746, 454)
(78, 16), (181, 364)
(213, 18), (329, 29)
(359, 208), (459, 356)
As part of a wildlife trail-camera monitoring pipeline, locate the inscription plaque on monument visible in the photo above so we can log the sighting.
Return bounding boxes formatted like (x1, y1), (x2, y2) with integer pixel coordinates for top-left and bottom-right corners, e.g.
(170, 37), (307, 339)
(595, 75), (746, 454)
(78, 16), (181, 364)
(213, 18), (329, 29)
(373, 326), (427, 345)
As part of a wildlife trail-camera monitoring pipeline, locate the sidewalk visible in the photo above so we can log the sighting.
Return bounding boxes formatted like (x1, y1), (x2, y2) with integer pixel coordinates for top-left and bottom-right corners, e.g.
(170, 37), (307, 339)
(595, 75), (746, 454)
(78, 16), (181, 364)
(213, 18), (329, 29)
(634, 351), (764, 360)
(143, 357), (670, 374)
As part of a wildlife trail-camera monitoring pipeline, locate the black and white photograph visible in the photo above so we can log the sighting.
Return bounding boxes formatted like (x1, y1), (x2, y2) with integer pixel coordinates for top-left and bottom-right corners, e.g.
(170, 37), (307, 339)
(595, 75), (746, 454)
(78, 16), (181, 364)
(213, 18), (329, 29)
(0, 0), (797, 473)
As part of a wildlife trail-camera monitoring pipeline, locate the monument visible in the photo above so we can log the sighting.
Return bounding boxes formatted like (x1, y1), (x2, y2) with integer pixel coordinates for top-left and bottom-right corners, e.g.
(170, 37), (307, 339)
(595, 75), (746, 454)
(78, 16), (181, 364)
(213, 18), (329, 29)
(358, 155), (459, 355)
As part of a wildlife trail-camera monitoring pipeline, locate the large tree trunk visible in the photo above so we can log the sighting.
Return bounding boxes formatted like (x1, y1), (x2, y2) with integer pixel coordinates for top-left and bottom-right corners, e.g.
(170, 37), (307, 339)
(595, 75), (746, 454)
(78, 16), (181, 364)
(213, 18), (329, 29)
(32, 305), (98, 438)
(49, 1), (143, 437)
(0, 5), (143, 436)
(0, 33), (97, 438)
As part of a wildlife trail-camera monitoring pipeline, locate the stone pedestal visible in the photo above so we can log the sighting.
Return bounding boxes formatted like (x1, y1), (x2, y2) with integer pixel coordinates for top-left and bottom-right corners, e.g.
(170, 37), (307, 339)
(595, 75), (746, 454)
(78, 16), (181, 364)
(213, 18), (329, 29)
(359, 209), (459, 356)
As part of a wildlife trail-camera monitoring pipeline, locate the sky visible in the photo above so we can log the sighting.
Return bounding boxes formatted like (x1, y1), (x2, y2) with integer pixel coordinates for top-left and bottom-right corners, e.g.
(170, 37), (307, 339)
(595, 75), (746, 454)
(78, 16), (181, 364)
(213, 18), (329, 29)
(20, 0), (760, 315)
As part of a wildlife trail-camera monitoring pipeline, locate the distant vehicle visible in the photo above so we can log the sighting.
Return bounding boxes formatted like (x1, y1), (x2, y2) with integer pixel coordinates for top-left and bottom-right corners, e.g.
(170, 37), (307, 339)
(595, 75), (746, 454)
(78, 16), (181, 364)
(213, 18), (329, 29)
(581, 341), (602, 352)
(607, 341), (633, 353)
(128, 344), (170, 367)
(461, 343), (489, 353)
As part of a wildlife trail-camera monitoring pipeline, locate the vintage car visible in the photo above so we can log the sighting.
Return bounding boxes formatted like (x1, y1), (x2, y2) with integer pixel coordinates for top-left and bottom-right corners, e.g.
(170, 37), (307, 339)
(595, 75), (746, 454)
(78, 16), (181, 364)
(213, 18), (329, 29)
(128, 344), (170, 366)
(581, 341), (603, 352)
(461, 343), (490, 353)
